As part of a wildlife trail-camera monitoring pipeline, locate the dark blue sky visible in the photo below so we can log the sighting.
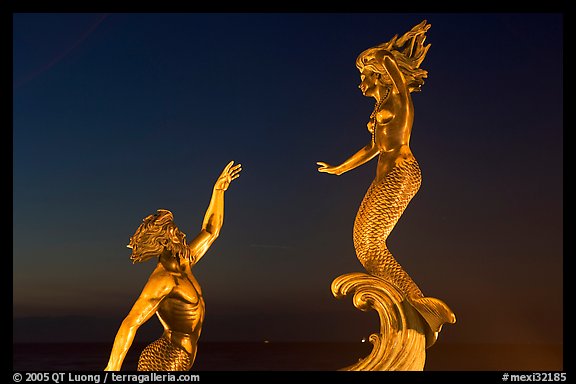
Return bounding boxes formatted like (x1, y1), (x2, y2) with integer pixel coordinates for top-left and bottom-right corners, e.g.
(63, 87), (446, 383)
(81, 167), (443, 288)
(12, 13), (563, 346)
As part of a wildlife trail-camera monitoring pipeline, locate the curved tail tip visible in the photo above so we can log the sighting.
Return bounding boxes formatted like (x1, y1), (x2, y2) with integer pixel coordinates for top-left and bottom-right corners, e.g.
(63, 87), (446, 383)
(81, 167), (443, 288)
(410, 296), (456, 334)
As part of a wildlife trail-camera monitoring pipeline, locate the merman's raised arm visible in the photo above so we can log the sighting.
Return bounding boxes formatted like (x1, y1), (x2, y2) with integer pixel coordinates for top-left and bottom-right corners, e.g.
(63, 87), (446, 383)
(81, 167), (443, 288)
(187, 161), (242, 264)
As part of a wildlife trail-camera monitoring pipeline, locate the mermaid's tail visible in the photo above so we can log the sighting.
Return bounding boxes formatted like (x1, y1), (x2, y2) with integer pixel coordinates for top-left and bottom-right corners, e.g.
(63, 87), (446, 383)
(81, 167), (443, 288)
(410, 296), (456, 346)
(137, 337), (192, 371)
(353, 157), (455, 343)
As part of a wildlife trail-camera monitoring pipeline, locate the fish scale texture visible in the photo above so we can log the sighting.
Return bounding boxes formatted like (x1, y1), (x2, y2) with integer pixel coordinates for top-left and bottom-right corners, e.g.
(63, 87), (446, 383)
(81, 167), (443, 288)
(137, 337), (191, 371)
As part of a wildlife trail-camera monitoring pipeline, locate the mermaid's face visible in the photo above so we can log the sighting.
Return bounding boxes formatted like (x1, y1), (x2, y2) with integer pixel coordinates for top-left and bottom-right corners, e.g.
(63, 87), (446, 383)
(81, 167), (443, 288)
(358, 68), (381, 97)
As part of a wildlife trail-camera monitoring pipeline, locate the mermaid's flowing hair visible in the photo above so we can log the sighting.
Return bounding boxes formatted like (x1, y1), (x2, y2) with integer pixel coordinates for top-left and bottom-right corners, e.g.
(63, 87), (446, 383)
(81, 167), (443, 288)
(128, 209), (191, 263)
(356, 20), (431, 93)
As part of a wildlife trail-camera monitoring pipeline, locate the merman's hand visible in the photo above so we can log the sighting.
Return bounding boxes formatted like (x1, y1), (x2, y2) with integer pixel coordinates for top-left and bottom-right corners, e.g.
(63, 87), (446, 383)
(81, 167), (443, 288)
(214, 160), (242, 191)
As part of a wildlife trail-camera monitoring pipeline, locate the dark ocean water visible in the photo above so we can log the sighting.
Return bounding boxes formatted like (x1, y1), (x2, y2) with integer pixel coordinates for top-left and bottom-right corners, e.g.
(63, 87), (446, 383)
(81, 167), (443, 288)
(12, 342), (563, 372)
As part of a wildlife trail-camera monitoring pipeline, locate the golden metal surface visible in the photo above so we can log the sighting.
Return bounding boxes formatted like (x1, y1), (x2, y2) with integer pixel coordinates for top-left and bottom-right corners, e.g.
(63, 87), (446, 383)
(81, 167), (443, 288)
(104, 161), (241, 371)
(318, 20), (456, 370)
(332, 273), (426, 370)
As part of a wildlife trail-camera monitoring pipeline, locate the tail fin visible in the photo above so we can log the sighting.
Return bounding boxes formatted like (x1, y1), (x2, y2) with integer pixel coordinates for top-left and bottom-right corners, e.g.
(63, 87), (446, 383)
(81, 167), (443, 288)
(409, 296), (456, 348)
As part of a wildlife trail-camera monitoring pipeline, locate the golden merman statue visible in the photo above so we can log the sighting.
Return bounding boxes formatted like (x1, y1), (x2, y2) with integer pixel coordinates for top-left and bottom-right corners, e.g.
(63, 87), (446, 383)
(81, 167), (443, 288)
(318, 20), (455, 369)
(104, 161), (242, 371)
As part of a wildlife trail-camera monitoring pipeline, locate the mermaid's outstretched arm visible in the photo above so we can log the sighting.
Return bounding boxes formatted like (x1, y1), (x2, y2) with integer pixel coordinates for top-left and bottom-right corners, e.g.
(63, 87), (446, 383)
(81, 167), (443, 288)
(104, 271), (172, 371)
(317, 141), (379, 175)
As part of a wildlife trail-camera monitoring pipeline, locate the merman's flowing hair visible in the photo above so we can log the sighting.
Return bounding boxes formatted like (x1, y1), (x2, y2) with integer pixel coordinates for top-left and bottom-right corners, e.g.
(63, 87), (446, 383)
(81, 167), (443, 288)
(356, 20), (431, 93)
(128, 209), (191, 263)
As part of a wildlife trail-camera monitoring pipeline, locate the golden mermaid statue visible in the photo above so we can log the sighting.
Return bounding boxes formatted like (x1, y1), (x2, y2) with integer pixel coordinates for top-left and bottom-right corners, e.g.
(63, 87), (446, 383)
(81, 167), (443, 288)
(104, 161), (242, 371)
(317, 21), (455, 350)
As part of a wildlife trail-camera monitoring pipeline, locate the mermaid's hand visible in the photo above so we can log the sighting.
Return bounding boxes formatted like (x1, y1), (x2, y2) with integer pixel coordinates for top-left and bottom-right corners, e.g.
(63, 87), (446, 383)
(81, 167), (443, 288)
(317, 161), (343, 175)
